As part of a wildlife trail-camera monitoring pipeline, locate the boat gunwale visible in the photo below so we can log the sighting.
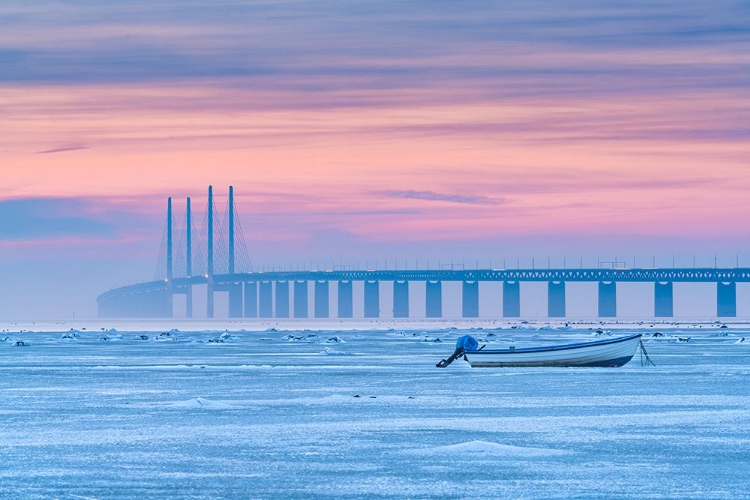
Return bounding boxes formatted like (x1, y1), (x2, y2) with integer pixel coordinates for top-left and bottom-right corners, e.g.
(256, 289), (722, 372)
(466, 333), (642, 355)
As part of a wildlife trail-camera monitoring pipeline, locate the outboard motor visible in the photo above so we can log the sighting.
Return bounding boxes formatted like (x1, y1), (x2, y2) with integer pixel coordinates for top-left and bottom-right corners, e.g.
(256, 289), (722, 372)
(436, 335), (479, 367)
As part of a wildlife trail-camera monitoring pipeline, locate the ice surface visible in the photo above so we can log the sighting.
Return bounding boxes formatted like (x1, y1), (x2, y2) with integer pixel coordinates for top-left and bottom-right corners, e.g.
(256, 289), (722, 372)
(408, 440), (570, 457)
(1, 319), (750, 499)
(167, 398), (236, 409)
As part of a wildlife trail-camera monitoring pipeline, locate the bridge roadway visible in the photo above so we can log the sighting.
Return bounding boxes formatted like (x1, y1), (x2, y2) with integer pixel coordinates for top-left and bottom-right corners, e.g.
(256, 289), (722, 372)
(97, 267), (749, 319)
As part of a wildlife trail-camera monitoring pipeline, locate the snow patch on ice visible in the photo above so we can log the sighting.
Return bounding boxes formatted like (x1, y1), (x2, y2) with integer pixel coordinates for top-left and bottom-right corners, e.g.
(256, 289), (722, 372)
(421, 336), (442, 343)
(319, 348), (352, 356)
(282, 334), (345, 344)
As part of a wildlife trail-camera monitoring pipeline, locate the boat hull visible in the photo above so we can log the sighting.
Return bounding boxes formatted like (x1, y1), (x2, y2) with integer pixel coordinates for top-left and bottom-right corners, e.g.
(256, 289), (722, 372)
(464, 334), (642, 368)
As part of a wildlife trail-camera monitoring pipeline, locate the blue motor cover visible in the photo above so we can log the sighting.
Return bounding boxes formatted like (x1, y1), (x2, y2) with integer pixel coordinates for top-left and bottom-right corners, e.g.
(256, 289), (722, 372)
(455, 335), (479, 352)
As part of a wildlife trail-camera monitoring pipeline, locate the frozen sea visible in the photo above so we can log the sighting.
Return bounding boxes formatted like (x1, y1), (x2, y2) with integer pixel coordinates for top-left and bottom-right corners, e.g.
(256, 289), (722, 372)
(1, 319), (750, 499)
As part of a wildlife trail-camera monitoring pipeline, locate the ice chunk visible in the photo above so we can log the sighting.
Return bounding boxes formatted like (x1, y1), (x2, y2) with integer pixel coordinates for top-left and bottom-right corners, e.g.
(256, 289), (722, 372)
(318, 336), (345, 344)
(281, 334), (321, 342)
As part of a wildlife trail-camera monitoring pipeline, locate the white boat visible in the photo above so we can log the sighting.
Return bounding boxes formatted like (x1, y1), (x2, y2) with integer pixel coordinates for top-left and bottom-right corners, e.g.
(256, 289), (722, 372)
(437, 333), (642, 368)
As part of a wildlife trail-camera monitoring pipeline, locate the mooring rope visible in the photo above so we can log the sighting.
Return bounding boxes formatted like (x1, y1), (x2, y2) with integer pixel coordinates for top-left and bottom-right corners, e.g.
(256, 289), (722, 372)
(638, 340), (656, 367)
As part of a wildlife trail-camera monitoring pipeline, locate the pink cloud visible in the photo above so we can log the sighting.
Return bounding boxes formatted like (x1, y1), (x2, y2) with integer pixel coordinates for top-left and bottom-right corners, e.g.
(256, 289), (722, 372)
(1, 80), (748, 253)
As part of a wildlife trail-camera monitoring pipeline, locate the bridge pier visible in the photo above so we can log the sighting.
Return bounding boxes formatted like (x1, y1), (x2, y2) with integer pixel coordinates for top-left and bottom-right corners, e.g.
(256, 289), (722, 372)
(598, 281), (617, 317)
(244, 282), (257, 318)
(462, 281), (479, 318)
(228, 283), (243, 318)
(184, 197), (193, 319)
(315, 281), (329, 318)
(426, 281), (442, 318)
(548, 281), (566, 317)
(654, 282), (673, 317)
(275, 281), (290, 318)
(294, 281), (308, 318)
(364, 280), (380, 318)
(717, 282), (737, 317)
(393, 281), (409, 318)
(259, 281), (273, 318)
(166, 292), (174, 319)
(207, 282), (214, 319)
(338, 281), (353, 318)
(206, 186), (215, 319)
(503, 281), (520, 317)
(185, 285), (193, 319)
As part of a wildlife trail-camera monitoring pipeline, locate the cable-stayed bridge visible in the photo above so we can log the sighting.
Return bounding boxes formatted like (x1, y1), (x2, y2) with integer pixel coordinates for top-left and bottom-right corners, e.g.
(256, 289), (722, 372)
(97, 187), (749, 319)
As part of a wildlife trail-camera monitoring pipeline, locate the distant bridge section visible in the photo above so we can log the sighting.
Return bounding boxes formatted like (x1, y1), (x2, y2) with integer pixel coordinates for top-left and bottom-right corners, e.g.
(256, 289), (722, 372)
(98, 268), (750, 319)
(209, 268), (750, 283)
(97, 187), (748, 319)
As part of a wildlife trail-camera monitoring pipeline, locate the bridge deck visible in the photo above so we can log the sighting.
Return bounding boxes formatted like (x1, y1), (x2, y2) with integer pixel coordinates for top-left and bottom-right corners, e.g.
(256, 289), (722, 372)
(97, 267), (750, 304)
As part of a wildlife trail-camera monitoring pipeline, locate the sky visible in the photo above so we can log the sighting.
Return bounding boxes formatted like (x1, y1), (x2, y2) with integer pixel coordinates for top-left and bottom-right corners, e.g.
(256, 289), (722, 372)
(1, 1), (749, 319)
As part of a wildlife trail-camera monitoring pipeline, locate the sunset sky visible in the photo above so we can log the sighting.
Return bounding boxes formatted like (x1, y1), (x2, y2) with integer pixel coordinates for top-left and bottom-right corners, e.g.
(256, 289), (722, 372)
(1, 1), (749, 319)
